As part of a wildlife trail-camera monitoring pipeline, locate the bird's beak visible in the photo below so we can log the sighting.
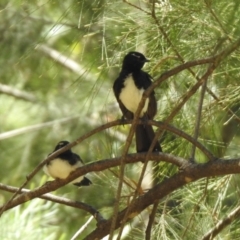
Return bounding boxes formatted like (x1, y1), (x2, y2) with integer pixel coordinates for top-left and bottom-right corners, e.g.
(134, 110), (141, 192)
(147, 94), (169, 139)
(144, 59), (150, 62)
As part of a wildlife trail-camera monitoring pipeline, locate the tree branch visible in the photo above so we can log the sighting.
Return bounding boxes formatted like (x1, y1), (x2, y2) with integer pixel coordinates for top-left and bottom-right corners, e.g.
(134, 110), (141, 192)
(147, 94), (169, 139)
(0, 119), (124, 216)
(0, 115), (82, 140)
(2, 152), (240, 239)
(0, 119), (212, 216)
(0, 83), (37, 102)
(36, 44), (91, 79)
(0, 152), (186, 213)
(0, 183), (104, 223)
(84, 158), (240, 239)
(145, 200), (160, 240)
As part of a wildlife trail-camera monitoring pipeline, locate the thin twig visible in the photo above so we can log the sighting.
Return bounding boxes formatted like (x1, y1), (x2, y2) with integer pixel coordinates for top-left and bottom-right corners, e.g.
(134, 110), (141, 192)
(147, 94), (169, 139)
(190, 39), (223, 160)
(108, 120), (138, 239)
(181, 178), (209, 239)
(0, 183), (104, 222)
(204, 0), (230, 39)
(123, 0), (150, 15)
(201, 205), (240, 240)
(71, 216), (94, 240)
(0, 115), (82, 140)
(145, 200), (160, 240)
(0, 83), (37, 102)
(150, 6), (240, 127)
(36, 44), (95, 82)
(190, 76), (208, 160)
(150, 120), (214, 160)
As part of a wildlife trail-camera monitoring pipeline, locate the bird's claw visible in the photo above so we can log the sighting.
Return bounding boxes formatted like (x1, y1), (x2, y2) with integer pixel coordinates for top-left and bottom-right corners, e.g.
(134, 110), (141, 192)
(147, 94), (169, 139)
(120, 116), (126, 126)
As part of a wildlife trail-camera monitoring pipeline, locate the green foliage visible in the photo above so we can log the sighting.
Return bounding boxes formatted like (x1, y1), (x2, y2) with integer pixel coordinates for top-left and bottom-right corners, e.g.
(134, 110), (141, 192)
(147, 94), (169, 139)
(0, 199), (61, 240)
(1, 0), (240, 239)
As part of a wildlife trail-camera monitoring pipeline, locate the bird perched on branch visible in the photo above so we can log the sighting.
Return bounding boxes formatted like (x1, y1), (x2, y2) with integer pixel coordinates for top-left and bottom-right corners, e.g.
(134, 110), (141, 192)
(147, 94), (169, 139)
(43, 140), (92, 187)
(113, 51), (162, 153)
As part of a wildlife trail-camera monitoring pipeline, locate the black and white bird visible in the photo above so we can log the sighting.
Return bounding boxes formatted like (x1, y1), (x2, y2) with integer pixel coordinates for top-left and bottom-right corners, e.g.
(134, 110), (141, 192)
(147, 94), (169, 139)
(43, 141), (92, 187)
(113, 51), (162, 153)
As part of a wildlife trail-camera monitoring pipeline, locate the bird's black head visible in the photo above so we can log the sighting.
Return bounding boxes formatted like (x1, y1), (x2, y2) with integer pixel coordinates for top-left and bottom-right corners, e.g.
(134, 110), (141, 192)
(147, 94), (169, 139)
(122, 51), (149, 71)
(54, 140), (71, 151)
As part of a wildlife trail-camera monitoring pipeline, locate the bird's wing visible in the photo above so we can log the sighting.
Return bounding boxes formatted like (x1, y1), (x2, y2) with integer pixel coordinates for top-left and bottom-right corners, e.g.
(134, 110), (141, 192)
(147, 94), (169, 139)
(147, 93), (158, 119)
(73, 153), (84, 165)
(141, 72), (157, 119)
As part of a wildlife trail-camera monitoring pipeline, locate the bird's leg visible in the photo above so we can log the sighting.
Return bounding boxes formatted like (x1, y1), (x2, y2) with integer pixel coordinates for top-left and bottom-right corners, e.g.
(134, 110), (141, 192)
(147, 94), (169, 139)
(120, 115), (126, 126)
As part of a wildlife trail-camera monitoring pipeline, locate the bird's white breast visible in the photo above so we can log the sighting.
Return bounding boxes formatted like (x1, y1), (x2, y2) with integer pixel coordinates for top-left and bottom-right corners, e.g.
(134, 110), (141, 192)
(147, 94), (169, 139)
(43, 158), (84, 183)
(119, 74), (149, 116)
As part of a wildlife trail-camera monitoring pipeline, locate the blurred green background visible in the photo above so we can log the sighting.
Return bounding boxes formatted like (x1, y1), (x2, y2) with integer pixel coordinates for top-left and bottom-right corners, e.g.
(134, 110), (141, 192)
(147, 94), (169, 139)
(1, 0), (240, 239)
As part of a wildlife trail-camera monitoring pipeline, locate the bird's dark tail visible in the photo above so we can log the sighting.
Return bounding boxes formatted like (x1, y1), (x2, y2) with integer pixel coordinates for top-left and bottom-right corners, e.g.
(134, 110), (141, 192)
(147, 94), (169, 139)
(135, 124), (162, 153)
(73, 177), (92, 187)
